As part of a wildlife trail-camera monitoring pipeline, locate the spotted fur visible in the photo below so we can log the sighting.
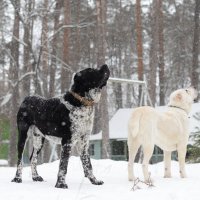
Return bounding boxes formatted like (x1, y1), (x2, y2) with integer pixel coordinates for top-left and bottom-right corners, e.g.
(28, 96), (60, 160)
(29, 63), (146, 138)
(11, 65), (110, 189)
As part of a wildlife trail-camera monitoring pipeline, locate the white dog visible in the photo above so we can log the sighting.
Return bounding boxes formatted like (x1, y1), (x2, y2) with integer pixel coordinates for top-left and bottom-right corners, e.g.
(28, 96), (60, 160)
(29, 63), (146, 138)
(128, 87), (198, 182)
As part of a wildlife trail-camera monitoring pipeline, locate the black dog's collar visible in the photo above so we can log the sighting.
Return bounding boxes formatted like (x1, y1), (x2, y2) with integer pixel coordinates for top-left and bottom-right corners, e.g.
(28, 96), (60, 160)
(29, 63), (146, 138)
(168, 105), (188, 114)
(69, 91), (94, 106)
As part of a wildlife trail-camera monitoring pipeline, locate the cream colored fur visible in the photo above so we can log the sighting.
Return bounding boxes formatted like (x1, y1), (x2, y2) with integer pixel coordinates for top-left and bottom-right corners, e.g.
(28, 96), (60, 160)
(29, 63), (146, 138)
(128, 87), (198, 182)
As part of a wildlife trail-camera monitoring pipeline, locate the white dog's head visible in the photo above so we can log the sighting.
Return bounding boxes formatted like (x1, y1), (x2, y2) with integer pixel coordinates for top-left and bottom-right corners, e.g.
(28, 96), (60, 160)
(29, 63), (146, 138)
(169, 87), (198, 113)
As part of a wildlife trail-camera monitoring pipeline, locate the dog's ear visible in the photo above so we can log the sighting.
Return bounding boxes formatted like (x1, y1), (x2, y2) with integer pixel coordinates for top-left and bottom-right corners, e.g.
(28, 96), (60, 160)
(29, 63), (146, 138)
(74, 72), (82, 83)
(174, 93), (182, 101)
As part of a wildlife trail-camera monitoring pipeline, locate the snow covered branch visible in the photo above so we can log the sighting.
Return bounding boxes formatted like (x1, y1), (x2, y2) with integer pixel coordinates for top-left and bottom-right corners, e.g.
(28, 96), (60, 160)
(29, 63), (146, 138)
(43, 51), (75, 73)
(0, 72), (36, 107)
(12, 71), (36, 88)
(48, 22), (95, 41)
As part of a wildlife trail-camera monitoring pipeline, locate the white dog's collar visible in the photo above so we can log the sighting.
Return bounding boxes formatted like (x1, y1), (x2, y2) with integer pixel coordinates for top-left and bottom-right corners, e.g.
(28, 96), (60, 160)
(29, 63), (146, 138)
(168, 105), (188, 115)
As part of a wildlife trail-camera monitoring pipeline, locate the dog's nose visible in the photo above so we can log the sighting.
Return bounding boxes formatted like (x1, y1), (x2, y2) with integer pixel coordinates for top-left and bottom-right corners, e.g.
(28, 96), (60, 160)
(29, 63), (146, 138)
(190, 85), (197, 90)
(99, 64), (109, 71)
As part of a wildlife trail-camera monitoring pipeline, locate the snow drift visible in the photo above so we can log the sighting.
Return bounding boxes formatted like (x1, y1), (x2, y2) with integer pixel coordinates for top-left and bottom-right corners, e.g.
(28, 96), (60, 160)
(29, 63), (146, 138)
(1, 157), (200, 200)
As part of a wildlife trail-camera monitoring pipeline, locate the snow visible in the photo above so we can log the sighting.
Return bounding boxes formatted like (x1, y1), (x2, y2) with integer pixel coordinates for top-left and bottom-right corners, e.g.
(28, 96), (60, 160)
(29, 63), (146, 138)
(1, 157), (200, 200)
(0, 93), (12, 107)
(90, 103), (200, 141)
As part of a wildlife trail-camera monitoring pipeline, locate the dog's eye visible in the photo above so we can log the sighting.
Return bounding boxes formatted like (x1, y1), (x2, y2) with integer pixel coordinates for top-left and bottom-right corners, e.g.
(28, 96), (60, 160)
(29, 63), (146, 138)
(185, 89), (188, 93)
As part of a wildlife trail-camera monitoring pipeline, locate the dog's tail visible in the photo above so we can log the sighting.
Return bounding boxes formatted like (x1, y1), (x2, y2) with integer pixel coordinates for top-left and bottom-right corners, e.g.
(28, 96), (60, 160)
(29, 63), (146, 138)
(128, 109), (143, 139)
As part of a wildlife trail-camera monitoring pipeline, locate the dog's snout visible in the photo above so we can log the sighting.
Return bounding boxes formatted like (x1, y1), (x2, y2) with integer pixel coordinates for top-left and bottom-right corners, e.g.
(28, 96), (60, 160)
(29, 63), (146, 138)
(189, 85), (198, 91)
(98, 64), (109, 73)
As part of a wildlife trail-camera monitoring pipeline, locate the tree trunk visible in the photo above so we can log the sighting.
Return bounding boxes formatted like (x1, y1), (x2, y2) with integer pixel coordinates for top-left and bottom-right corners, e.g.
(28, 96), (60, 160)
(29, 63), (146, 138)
(40, 0), (51, 163)
(22, 0), (32, 98)
(41, 0), (49, 98)
(61, 0), (71, 93)
(49, 0), (63, 98)
(135, 0), (144, 104)
(74, 0), (81, 72)
(48, 0), (63, 159)
(148, 0), (158, 106)
(8, 0), (20, 166)
(158, 0), (165, 106)
(96, 0), (110, 159)
(101, 87), (110, 159)
(191, 0), (200, 90)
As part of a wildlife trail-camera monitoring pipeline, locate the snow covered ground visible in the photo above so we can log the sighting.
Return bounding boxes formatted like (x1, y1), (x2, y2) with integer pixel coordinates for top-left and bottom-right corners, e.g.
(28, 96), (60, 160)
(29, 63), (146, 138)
(1, 157), (200, 200)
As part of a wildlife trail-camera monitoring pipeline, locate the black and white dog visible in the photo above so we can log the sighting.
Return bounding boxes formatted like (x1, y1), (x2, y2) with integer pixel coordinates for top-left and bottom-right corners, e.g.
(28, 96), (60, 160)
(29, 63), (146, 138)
(12, 64), (110, 189)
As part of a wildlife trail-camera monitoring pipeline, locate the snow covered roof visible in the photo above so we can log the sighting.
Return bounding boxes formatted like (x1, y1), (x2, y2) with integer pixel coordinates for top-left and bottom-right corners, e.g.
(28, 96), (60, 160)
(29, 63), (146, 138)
(90, 103), (200, 141)
(0, 159), (8, 166)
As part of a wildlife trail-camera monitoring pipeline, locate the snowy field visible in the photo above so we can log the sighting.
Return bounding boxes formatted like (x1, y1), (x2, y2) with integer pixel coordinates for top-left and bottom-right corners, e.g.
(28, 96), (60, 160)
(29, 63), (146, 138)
(1, 157), (200, 200)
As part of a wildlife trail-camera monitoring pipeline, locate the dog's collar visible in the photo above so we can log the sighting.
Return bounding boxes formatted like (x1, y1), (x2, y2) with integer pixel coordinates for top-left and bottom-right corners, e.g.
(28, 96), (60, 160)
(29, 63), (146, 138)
(168, 105), (188, 114)
(69, 91), (94, 106)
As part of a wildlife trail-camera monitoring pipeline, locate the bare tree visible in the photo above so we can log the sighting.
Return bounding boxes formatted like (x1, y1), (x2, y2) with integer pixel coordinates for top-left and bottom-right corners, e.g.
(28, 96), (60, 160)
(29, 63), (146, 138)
(40, 0), (51, 163)
(41, 0), (49, 98)
(73, 0), (81, 71)
(135, 0), (144, 103)
(113, 0), (123, 110)
(158, 0), (165, 106)
(0, 1), (6, 97)
(96, 0), (110, 159)
(49, 0), (63, 98)
(148, 0), (165, 106)
(8, 0), (20, 166)
(148, 0), (158, 106)
(22, 0), (33, 97)
(61, 0), (72, 93)
(191, 0), (200, 90)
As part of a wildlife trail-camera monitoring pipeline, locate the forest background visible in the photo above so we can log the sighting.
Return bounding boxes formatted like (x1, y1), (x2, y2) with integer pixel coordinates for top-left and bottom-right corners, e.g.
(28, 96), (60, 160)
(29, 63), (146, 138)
(0, 0), (199, 166)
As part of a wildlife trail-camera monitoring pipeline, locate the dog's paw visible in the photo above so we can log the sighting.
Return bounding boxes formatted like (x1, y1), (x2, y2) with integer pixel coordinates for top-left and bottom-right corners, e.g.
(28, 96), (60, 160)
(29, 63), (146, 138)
(89, 177), (104, 185)
(94, 180), (104, 185)
(11, 177), (22, 183)
(128, 177), (135, 182)
(164, 174), (172, 178)
(32, 176), (44, 182)
(55, 182), (68, 189)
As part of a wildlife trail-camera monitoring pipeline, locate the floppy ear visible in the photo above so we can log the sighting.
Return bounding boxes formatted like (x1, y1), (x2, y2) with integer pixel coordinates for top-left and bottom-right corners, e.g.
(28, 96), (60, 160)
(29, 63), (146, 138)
(73, 72), (82, 82)
(174, 93), (182, 101)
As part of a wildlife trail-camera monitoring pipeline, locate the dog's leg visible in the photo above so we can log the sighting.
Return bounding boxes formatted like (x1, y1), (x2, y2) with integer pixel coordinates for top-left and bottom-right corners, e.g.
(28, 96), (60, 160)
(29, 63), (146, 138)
(11, 123), (29, 183)
(177, 144), (187, 178)
(128, 139), (141, 181)
(55, 140), (71, 189)
(80, 145), (104, 185)
(31, 133), (45, 182)
(142, 144), (154, 182)
(164, 151), (172, 178)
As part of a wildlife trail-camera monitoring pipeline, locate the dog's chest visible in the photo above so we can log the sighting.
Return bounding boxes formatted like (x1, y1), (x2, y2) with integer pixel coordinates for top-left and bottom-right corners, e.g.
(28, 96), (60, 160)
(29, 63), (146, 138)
(70, 106), (94, 145)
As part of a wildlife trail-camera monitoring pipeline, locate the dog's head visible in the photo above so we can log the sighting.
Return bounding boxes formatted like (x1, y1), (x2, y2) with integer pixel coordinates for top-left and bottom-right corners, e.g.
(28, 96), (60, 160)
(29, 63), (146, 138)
(71, 64), (110, 103)
(169, 87), (198, 113)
